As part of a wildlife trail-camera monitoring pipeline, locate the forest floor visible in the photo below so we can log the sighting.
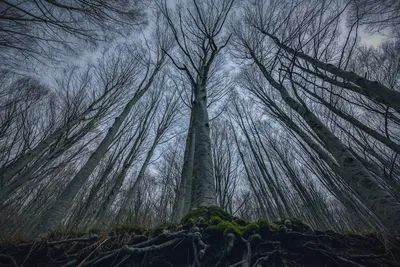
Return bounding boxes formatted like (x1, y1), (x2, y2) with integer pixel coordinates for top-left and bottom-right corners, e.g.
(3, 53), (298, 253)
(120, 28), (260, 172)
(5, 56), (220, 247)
(1, 207), (399, 267)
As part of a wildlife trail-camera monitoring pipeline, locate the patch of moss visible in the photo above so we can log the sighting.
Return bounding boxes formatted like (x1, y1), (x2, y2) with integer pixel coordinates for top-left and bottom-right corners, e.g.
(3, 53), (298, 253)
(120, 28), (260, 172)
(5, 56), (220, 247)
(112, 222), (146, 235)
(151, 225), (167, 237)
(206, 220), (260, 238)
(210, 216), (223, 225)
(256, 218), (271, 237)
(234, 217), (247, 226)
(326, 229), (336, 235)
(207, 221), (234, 235)
(181, 206), (233, 225)
(242, 223), (260, 238)
(275, 217), (303, 226)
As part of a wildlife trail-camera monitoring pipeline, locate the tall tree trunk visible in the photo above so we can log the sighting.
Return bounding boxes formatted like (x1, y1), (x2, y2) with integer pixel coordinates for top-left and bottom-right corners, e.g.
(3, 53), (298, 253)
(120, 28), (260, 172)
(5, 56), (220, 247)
(294, 80), (400, 153)
(116, 135), (160, 223)
(97, 133), (161, 226)
(190, 85), (217, 209)
(0, 115), (100, 207)
(251, 52), (400, 231)
(0, 89), (110, 188)
(172, 109), (195, 222)
(262, 32), (400, 113)
(28, 59), (164, 238)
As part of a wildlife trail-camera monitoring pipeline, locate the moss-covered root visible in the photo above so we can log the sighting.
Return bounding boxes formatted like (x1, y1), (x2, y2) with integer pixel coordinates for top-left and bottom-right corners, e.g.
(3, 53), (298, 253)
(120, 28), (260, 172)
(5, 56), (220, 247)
(192, 231), (208, 266)
(215, 232), (235, 267)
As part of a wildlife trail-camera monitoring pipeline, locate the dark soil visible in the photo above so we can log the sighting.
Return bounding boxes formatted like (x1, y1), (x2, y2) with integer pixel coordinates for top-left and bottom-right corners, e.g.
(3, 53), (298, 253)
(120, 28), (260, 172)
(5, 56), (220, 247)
(0, 227), (399, 267)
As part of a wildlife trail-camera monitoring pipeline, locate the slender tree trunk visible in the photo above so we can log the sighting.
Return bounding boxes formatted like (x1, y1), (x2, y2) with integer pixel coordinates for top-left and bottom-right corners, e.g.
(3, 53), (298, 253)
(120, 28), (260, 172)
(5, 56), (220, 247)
(116, 135), (160, 223)
(0, 91), (108, 187)
(295, 81), (400, 153)
(172, 110), (195, 222)
(262, 32), (400, 113)
(231, 125), (269, 217)
(28, 61), (164, 238)
(190, 85), (217, 209)
(252, 52), (400, 231)
(97, 133), (161, 226)
(0, 116), (100, 207)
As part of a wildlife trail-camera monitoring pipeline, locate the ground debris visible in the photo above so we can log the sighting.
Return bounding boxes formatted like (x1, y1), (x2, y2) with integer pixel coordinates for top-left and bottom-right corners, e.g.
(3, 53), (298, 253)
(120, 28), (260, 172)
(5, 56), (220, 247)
(1, 212), (399, 267)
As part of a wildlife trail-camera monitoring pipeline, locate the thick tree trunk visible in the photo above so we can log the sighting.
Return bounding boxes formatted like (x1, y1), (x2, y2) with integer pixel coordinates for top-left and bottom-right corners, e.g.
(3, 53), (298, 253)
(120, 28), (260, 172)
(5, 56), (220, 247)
(251, 53), (400, 232)
(172, 110), (195, 222)
(190, 85), (217, 209)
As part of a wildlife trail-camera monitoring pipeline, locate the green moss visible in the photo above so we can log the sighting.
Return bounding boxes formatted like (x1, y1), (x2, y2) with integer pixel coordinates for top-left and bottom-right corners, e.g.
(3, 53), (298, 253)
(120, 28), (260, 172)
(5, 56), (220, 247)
(326, 229), (336, 235)
(223, 224), (241, 236)
(234, 217), (247, 226)
(182, 207), (299, 238)
(207, 221), (235, 236)
(242, 223), (260, 238)
(256, 218), (271, 237)
(210, 216), (223, 225)
(276, 217), (303, 226)
(181, 206), (232, 225)
(151, 225), (166, 236)
(206, 220), (260, 238)
(197, 216), (208, 227)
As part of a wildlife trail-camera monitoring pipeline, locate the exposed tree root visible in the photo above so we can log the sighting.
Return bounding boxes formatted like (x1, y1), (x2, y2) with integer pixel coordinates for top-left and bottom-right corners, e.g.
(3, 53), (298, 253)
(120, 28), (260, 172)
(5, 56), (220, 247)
(0, 228), (399, 266)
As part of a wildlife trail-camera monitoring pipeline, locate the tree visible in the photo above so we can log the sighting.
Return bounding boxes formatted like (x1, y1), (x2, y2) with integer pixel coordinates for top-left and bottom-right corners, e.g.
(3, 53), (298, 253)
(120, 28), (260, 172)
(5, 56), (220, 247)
(29, 31), (172, 237)
(161, 0), (234, 215)
(0, 0), (145, 69)
(232, 0), (400, 231)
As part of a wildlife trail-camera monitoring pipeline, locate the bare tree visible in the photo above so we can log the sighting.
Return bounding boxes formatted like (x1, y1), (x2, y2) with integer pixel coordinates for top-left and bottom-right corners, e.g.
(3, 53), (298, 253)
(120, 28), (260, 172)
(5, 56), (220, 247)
(231, 0), (400, 231)
(160, 0), (234, 214)
(28, 30), (173, 237)
(0, 0), (145, 69)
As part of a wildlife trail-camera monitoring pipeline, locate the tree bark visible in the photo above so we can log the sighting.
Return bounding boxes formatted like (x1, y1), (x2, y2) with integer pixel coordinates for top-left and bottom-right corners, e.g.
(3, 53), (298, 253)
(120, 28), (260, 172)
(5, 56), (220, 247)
(250, 51), (400, 232)
(28, 58), (164, 238)
(191, 85), (217, 209)
(172, 109), (195, 222)
(262, 32), (400, 113)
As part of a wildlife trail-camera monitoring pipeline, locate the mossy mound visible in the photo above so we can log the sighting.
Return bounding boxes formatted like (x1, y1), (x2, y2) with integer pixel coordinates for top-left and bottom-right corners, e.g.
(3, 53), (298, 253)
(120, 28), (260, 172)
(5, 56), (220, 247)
(275, 217), (303, 226)
(180, 206), (272, 239)
(181, 206), (233, 225)
(1, 209), (400, 267)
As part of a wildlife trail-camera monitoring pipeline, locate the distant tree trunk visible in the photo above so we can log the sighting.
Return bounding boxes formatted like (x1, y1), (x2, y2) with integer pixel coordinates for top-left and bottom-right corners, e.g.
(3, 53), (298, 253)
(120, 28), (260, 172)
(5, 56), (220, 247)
(250, 51), (400, 231)
(116, 134), (161, 224)
(28, 55), (165, 238)
(262, 32), (400, 113)
(172, 110), (195, 222)
(90, 100), (157, 227)
(292, 81), (400, 153)
(0, 113), (102, 208)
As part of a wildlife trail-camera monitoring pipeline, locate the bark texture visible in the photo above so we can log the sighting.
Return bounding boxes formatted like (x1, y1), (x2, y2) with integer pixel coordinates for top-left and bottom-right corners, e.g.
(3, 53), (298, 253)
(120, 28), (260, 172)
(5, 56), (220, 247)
(172, 110), (195, 222)
(191, 85), (217, 209)
(29, 58), (164, 238)
(249, 50), (400, 232)
(262, 32), (400, 113)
